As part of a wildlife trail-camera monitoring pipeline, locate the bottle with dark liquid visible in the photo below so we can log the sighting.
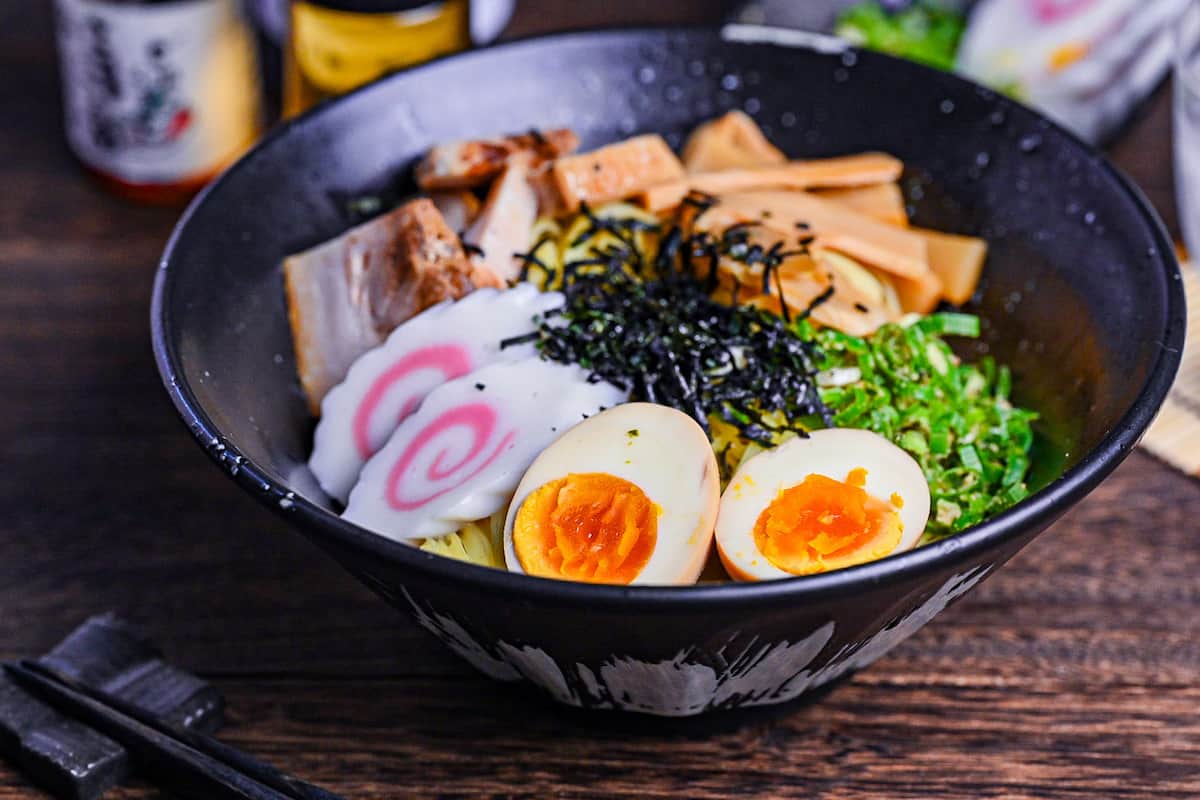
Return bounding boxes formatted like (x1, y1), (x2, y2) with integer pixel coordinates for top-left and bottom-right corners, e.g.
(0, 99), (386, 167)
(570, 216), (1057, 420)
(54, 0), (262, 204)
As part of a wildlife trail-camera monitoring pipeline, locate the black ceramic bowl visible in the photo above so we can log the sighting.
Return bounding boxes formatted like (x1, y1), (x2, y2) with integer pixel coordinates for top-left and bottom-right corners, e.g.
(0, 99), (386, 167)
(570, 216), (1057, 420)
(152, 26), (1183, 715)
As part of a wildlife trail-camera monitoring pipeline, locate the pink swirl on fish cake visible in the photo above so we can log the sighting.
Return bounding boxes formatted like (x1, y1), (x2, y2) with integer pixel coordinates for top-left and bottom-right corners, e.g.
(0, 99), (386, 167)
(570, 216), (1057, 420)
(385, 402), (515, 511)
(352, 344), (473, 459)
(1029, 0), (1094, 23)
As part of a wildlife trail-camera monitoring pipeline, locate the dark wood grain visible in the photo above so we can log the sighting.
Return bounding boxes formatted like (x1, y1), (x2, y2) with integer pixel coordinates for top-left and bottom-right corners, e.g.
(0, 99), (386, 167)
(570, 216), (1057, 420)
(2, 2), (1198, 798)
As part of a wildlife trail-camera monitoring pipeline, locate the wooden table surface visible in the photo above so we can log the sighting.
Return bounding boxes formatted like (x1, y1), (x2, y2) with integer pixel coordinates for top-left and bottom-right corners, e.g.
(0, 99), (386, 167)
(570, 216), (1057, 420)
(3, 2), (1198, 798)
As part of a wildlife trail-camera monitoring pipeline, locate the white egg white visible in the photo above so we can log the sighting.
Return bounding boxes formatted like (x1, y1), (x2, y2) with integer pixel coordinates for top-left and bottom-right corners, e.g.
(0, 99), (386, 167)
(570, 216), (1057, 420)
(716, 428), (931, 581)
(503, 403), (719, 585)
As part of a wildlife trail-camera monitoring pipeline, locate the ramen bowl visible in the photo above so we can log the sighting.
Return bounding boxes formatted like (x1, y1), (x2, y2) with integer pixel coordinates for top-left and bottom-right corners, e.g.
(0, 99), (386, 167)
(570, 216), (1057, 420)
(151, 27), (1183, 715)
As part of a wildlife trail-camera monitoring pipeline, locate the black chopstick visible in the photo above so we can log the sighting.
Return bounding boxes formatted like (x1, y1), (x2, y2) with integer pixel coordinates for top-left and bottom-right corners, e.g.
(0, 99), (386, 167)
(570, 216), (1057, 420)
(4, 661), (343, 800)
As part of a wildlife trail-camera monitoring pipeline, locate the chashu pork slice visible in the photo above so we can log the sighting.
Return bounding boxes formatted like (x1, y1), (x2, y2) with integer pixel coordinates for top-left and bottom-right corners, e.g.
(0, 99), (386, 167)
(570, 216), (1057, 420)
(462, 158), (539, 284)
(428, 190), (482, 233)
(415, 128), (579, 191)
(285, 198), (502, 414)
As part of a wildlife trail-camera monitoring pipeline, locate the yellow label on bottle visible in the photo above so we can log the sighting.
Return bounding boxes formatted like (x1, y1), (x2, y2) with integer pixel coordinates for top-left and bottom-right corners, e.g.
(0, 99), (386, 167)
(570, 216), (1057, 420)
(290, 0), (470, 96)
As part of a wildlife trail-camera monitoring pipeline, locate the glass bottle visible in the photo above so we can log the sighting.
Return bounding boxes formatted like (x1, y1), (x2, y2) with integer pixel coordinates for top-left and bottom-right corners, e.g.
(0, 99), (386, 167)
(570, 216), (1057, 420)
(54, 0), (262, 205)
(283, 0), (471, 118)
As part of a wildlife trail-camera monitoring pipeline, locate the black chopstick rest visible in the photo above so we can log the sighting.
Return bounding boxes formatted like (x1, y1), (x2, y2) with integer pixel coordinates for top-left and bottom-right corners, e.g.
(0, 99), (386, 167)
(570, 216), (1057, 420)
(23, 662), (343, 800)
(38, 614), (154, 687)
(96, 660), (224, 734)
(0, 613), (227, 799)
(0, 673), (125, 800)
(41, 613), (224, 734)
(6, 664), (294, 800)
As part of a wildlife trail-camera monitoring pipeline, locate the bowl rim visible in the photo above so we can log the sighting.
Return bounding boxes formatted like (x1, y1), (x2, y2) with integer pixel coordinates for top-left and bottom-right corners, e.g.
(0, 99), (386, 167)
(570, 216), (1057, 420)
(151, 24), (1186, 610)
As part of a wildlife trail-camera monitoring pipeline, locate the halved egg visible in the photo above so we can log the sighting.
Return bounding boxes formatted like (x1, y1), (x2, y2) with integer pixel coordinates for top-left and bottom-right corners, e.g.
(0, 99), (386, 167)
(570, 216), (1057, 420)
(503, 403), (720, 585)
(716, 428), (930, 581)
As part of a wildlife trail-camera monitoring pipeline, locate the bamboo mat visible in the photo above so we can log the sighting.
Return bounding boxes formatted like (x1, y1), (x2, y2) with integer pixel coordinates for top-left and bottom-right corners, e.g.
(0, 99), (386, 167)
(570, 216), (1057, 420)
(1139, 262), (1198, 476)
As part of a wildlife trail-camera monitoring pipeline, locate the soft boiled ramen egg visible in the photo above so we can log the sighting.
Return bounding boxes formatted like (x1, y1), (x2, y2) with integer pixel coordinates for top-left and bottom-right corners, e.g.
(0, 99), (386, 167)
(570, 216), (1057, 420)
(716, 428), (930, 581)
(503, 403), (720, 585)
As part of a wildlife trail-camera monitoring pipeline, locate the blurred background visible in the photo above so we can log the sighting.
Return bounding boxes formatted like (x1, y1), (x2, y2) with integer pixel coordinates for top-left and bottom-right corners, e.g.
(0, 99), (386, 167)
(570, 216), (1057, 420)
(46, 0), (1200, 253)
(47, 0), (1197, 251)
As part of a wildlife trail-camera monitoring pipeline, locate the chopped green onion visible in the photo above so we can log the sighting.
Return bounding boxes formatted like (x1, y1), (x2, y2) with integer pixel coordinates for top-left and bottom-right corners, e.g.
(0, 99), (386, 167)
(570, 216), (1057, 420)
(963, 370), (986, 398)
(1003, 484), (1029, 505)
(958, 444), (984, 474)
(930, 425), (951, 455)
(835, 0), (967, 72)
(815, 312), (1039, 540)
(921, 312), (981, 338)
(1001, 454), (1028, 487)
(996, 365), (1012, 401)
(935, 499), (962, 527)
(925, 342), (950, 375)
(901, 430), (929, 454)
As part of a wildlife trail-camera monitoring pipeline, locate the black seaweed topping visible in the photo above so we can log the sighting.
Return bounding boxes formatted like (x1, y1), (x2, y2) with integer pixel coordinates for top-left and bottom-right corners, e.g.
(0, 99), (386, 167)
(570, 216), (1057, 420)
(681, 190), (717, 214)
(516, 233), (555, 283)
(524, 211), (833, 444)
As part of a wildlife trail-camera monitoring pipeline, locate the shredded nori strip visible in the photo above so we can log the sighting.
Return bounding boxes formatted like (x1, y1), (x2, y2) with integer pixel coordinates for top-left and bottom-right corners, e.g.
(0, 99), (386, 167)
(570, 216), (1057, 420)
(515, 233), (556, 283)
(681, 190), (717, 213)
(499, 331), (540, 349)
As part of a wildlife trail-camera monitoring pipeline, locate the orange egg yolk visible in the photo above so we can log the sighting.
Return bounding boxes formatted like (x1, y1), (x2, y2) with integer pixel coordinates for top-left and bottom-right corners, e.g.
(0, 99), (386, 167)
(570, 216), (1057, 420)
(752, 468), (902, 576)
(513, 472), (658, 584)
